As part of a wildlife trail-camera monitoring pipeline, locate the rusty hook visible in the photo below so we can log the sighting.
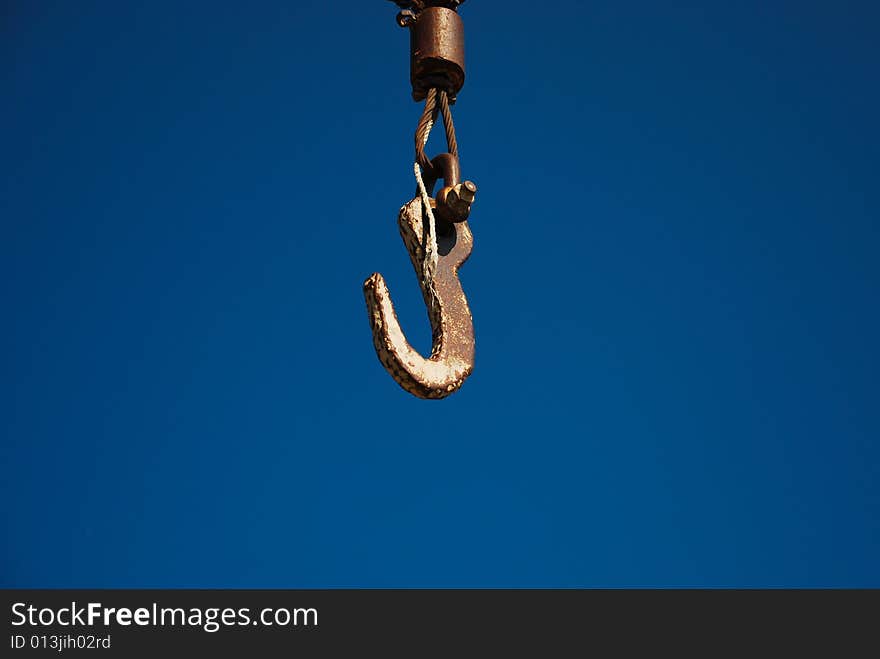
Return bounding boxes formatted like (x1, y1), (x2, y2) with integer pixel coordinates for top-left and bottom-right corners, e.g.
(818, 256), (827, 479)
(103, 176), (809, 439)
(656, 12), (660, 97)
(363, 155), (476, 399)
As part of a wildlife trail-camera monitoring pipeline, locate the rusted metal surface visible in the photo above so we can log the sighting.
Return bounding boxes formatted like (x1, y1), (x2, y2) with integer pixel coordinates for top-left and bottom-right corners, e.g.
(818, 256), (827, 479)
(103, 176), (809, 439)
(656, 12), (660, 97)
(410, 7), (465, 101)
(389, 1), (466, 8)
(390, 1), (466, 16)
(363, 197), (475, 399)
(437, 179), (476, 223)
(366, 0), (475, 399)
(422, 152), (476, 224)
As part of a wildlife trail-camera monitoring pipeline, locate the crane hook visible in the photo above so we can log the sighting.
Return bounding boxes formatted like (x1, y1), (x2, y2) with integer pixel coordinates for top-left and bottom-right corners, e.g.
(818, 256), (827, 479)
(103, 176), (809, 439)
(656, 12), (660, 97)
(363, 155), (476, 399)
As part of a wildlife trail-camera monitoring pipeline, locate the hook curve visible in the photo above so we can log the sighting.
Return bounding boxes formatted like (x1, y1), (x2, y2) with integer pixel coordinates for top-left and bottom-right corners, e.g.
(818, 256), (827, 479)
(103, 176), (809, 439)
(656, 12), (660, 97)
(363, 196), (475, 399)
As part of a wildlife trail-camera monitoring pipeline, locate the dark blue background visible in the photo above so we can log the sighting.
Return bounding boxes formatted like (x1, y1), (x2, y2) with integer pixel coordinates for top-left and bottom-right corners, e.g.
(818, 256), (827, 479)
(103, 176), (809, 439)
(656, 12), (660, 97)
(3, 1), (878, 587)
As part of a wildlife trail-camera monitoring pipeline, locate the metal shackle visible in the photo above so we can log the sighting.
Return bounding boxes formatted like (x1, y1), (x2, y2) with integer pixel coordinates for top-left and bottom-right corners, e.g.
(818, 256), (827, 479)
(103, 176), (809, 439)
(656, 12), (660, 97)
(424, 153), (476, 225)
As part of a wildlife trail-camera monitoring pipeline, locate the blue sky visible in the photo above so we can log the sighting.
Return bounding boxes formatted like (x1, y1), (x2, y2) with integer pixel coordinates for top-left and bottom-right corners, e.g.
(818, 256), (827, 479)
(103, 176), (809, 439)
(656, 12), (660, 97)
(2, 1), (879, 586)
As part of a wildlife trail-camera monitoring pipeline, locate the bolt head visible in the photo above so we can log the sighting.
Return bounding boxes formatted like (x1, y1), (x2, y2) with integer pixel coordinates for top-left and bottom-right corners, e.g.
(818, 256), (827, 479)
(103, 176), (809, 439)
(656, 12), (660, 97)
(456, 181), (477, 204)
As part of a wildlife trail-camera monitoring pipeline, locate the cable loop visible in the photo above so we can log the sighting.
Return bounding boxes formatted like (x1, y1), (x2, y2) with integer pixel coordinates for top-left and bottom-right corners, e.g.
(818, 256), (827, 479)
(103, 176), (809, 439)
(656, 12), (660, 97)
(415, 88), (458, 176)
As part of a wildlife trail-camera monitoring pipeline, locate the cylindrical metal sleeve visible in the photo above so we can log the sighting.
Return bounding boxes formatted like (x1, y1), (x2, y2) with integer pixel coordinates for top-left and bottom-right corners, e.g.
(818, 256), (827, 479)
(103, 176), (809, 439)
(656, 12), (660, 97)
(410, 7), (465, 101)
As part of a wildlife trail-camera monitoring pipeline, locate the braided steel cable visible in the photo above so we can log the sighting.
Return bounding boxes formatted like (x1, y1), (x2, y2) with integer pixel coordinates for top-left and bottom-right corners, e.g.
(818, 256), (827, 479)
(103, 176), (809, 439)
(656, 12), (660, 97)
(415, 89), (459, 175)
